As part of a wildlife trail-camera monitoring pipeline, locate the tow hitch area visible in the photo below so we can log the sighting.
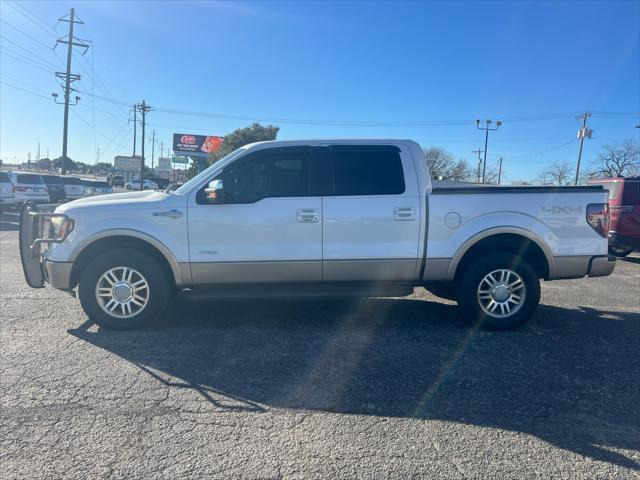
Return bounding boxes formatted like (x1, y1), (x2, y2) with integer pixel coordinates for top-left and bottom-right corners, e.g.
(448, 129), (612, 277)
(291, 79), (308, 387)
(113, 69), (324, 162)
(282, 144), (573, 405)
(19, 203), (72, 288)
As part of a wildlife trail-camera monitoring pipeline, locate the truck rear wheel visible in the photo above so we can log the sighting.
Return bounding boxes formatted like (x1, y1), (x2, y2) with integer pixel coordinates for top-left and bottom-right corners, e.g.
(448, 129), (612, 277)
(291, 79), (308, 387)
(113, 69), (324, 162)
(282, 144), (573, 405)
(78, 249), (170, 330)
(456, 253), (540, 330)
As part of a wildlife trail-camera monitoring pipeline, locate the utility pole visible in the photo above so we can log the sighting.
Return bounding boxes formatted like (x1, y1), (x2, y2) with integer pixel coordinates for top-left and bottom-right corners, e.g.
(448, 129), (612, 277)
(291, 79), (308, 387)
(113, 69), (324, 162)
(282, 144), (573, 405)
(52, 8), (88, 175)
(137, 100), (151, 189)
(475, 119), (502, 184)
(497, 157), (503, 185)
(27, 152), (31, 168)
(130, 106), (137, 157)
(574, 112), (592, 186)
(151, 129), (156, 171)
(37, 143), (40, 161)
(160, 141), (164, 159)
(46, 147), (50, 159)
(96, 147), (100, 163)
(473, 148), (483, 183)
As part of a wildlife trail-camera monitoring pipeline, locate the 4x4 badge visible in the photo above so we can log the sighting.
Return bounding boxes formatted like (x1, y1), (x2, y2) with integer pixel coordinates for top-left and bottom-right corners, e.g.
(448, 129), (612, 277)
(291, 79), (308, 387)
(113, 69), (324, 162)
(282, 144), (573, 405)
(153, 209), (183, 219)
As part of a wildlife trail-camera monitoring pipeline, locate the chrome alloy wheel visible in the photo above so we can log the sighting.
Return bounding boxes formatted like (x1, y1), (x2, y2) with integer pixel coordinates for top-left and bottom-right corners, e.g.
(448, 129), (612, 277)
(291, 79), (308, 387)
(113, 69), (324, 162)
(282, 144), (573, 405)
(477, 268), (526, 318)
(95, 267), (149, 319)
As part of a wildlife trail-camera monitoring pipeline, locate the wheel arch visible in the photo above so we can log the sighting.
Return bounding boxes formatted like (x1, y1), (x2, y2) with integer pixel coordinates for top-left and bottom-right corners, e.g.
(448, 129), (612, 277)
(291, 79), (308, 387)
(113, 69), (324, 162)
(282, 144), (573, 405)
(68, 230), (186, 289)
(450, 228), (554, 281)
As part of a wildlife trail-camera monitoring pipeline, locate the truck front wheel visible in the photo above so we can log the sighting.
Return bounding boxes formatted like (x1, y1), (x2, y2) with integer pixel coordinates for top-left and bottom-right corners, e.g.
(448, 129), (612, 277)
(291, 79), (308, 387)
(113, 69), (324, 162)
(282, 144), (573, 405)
(78, 249), (170, 330)
(456, 253), (540, 330)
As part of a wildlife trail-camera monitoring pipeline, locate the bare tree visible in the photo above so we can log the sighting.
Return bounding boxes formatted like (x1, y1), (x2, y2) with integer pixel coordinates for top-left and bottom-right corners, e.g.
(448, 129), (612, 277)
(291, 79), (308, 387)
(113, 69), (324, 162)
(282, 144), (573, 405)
(423, 147), (473, 182)
(589, 141), (640, 178)
(540, 161), (573, 185)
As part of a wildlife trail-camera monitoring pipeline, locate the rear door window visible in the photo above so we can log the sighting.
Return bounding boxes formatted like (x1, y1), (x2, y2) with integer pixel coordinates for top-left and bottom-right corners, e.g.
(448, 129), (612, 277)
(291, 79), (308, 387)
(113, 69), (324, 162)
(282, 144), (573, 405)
(621, 181), (640, 205)
(329, 146), (405, 196)
(17, 174), (44, 184)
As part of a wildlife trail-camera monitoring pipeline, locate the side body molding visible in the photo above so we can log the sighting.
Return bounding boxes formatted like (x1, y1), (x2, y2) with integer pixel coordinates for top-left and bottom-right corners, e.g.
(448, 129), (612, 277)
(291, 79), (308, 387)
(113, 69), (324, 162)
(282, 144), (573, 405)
(68, 228), (191, 286)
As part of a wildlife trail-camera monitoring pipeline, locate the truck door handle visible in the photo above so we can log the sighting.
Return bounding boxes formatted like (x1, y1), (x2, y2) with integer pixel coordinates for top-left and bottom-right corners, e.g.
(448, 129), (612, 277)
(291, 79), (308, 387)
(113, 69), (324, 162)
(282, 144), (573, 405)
(297, 209), (319, 223)
(393, 207), (415, 221)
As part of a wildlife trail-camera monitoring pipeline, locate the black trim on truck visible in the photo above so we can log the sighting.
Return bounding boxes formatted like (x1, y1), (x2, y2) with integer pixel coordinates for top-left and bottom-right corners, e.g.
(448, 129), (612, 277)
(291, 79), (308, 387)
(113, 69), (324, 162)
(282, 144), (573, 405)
(431, 186), (605, 195)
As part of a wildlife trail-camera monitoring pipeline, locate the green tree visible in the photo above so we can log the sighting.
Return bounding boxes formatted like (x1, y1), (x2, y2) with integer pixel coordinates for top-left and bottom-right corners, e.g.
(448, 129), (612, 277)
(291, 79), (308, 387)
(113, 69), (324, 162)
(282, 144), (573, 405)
(208, 123), (279, 166)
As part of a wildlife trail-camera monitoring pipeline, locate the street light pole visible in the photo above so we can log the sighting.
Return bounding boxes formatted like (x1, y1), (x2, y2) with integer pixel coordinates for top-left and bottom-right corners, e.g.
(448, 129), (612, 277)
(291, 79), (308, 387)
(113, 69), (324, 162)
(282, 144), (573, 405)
(475, 119), (502, 184)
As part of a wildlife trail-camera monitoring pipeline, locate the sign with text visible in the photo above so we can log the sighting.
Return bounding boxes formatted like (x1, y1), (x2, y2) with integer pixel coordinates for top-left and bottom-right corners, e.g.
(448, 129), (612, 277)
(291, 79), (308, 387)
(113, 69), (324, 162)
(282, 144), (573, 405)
(114, 156), (142, 172)
(173, 134), (223, 157)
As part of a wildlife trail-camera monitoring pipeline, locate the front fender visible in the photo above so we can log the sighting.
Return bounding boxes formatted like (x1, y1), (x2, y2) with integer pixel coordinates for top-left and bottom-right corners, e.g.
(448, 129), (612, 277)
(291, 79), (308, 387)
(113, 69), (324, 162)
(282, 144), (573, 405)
(44, 208), (191, 286)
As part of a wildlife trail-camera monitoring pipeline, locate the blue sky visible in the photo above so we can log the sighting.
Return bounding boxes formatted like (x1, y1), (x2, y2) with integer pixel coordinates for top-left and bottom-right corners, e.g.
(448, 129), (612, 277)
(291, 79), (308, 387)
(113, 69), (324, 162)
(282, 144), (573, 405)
(1, 0), (638, 182)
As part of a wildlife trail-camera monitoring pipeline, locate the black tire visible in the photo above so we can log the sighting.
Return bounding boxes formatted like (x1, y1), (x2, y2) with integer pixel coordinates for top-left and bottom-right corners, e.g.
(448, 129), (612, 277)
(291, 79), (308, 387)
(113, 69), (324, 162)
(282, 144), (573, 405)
(609, 246), (633, 258)
(456, 253), (540, 330)
(78, 248), (170, 330)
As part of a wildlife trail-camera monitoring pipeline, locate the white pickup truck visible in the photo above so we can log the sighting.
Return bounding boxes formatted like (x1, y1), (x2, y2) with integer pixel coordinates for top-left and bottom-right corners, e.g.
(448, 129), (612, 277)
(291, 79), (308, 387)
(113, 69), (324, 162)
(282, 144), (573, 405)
(20, 139), (616, 330)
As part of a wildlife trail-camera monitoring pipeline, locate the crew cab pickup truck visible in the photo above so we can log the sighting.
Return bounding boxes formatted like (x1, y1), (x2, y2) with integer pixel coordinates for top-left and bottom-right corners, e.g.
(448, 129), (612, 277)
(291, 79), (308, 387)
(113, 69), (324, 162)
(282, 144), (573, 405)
(19, 139), (616, 330)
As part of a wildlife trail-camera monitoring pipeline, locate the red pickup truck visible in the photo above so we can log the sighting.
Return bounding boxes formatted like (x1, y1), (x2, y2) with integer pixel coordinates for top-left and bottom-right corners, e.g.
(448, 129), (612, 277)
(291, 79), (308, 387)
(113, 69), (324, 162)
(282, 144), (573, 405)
(589, 177), (640, 257)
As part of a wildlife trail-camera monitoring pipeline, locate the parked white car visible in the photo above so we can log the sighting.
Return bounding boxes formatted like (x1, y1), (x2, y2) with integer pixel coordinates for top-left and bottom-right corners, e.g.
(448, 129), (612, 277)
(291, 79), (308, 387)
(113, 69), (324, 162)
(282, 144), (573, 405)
(125, 179), (158, 190)
(0, 171), (17, 207)
(61, 176), (85, 200)
(6, 172), (49, 204)
(20, 139), (616, 330)
(81, 180), (113, 197)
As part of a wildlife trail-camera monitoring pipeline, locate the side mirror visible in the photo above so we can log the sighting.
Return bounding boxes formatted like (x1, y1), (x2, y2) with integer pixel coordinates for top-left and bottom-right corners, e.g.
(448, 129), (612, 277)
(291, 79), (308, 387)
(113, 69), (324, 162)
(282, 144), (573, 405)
(204, 179), (225, 203)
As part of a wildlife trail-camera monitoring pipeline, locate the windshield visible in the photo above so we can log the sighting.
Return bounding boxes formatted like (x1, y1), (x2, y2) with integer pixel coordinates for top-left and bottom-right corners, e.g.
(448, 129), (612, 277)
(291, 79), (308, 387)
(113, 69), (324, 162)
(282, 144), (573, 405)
(174, 148), (247, 195)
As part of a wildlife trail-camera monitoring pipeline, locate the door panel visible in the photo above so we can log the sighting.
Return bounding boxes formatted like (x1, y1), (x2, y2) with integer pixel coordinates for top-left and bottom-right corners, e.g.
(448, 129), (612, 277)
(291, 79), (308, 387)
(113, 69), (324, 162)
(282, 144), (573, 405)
(322, 196), (421, 281)
(188, 146), (322, 284)
(321, 145), (421, 282)
(189, 197), (322, 283)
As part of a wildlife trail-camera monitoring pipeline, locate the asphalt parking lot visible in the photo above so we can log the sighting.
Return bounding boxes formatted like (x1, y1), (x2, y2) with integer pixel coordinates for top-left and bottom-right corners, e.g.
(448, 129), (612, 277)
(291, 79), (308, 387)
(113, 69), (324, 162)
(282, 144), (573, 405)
(1, 210), (639, 479)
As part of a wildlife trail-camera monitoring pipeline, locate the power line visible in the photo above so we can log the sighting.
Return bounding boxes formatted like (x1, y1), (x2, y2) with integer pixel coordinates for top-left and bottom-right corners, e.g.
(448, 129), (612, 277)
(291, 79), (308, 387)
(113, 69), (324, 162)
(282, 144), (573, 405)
(0, 80), (51, 100)
(5, 1), (57, 38)
(0, 35), (63, 70)
(0, 19), (57, 52)
(0, 49), (55, 73)
(500, 139), (578, 160)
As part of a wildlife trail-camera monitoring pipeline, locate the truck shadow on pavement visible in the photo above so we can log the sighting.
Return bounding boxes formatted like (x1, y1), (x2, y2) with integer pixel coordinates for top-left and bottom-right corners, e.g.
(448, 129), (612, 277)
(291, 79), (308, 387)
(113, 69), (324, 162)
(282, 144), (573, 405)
(69, 297), (640, 470)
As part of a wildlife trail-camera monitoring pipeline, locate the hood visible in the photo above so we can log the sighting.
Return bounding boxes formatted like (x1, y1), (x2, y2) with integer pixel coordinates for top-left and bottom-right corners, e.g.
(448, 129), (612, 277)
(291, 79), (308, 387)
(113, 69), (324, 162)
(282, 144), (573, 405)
(55, 190), (177, 214)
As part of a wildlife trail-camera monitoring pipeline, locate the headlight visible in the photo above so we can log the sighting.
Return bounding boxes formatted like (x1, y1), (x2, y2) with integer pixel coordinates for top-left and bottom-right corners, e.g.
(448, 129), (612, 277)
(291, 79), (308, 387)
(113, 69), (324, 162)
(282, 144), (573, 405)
(50, 216), (75, 240)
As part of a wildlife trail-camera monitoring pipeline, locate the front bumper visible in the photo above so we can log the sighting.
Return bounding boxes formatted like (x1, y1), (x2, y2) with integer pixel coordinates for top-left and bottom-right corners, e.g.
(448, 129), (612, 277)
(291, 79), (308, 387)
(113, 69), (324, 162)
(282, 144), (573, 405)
(43, 259), (74, 290)
(587, 255), (616, 278)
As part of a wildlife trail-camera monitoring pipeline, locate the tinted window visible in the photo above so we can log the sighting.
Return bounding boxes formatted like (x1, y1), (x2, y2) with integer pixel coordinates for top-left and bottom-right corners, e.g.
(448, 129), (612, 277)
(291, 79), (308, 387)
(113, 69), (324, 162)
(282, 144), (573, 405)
(218, 151), (308, 203)
(61, 177), (82, 185)
(41, 175), (63, 184)
(622, 181), (640, 205)
(17, 174), (44, 184)
(93, 182), (111, 188)
(0, 172), (10, 183)
(331, 147), (405, 196)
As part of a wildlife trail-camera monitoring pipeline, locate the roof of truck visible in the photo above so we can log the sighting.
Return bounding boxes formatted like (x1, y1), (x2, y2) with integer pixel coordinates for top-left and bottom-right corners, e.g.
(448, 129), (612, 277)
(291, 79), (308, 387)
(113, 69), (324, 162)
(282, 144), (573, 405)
(242, 138), (419, 149)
